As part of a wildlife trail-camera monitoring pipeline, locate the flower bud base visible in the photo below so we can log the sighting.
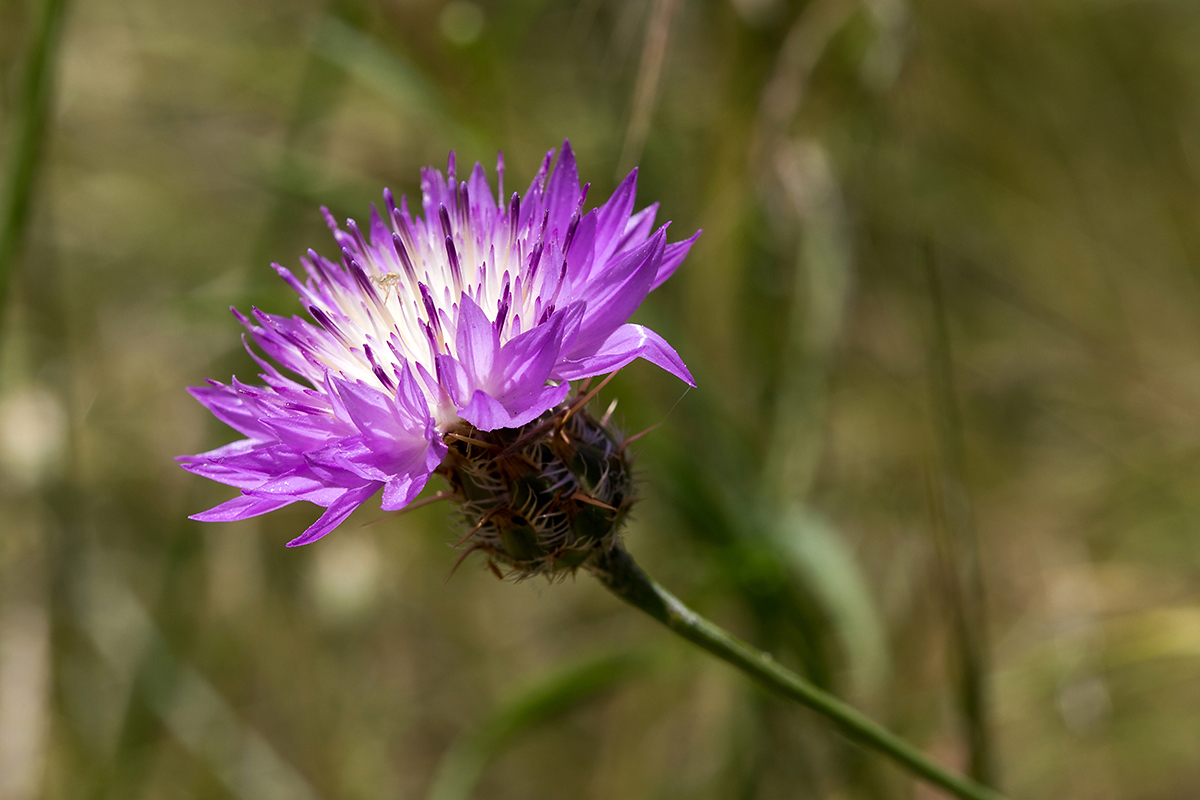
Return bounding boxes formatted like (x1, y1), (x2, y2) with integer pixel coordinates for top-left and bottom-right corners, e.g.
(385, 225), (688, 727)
(440, 406), (634, 578)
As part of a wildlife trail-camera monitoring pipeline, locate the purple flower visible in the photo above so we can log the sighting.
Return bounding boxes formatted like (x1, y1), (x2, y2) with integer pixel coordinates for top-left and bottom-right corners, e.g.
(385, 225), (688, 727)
(178, 142), (698, 546)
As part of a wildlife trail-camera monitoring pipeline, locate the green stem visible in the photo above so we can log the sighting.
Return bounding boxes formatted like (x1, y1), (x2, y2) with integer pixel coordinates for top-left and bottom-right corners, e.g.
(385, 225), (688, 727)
(0, 0), (69, 325)
(589, 547), (1007, 800)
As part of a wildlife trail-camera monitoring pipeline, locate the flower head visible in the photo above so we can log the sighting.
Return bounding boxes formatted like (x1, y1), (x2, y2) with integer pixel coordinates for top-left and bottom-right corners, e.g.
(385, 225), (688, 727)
(179, 142), (698, 548)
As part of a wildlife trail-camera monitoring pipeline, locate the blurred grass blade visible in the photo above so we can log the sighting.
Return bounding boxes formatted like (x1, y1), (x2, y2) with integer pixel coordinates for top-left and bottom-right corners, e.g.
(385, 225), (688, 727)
(924, 244), (997, 788)
(616, 0), (680, 176)
(773, 506), (890, 698)
(0, 0), (69, 329)
(757, 0), (857, 144)
(71, 552), (325, 800)
(764, 140), (854, 503)
(426, 650), (649, 800)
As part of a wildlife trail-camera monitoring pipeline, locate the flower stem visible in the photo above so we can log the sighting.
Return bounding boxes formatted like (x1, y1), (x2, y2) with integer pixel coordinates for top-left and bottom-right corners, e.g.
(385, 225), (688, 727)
(589, 547), (1007, 800)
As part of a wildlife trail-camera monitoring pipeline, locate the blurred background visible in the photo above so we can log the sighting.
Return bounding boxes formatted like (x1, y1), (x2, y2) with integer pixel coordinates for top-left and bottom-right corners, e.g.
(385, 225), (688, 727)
(3, 0), (1200, 797)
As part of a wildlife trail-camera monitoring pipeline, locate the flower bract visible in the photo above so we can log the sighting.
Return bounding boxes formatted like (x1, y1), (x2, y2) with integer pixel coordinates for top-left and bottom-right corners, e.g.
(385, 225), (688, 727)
(178, 142), (698, 546)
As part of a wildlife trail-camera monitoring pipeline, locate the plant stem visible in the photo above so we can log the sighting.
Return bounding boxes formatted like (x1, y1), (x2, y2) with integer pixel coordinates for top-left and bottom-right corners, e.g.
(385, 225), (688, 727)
(0, 0), (69, 326)
(589, 546), (1007, 800)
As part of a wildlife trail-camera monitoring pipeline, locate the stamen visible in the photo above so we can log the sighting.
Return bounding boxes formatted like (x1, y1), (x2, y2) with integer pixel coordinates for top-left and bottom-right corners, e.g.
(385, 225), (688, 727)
(392, 233), (416, 280)
(421, 320), (441, 359)
(445, 236), (463, 288)
(346, 218), (369, 254)
(391, 204), (418, 253)
(308, 306), (351, 348)
(348, 259), (382, 305)
(527, 241), (545, 283)
(563, 212), (581, 255)
(418, 283), (441, 333)
(364, 344), (394, 391)
(373, 365), (396, 391)
(545, 259), (569, 312)
(308, 250), (336, 285)
(320, 206), (339, 232)
(508, 193), (520, 246)
(495, 277), (511, 334)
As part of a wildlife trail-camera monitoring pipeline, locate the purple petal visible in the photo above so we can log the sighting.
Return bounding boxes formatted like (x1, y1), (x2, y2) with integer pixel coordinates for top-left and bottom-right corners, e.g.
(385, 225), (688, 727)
(190, 493), (295, 522)
(414, 360), (456, 420)
(245, 468), (347, 504)
(179, 441), (304, 490)
(467, 162), (496, 225)
(393, 361), (431, 421)
(555, 323), (694, 386)
(650, 229), (701, 291)
(455, 294), (500, 386)
(331, 429), (444, 486)
(520, 150), (556, 229)
(286, 482), (381, 546)
(435, 353), (473, 408)
(616, 202), (659, 252)
(546, 140), (581, 238)
(564, 209), (598, 287)
(457, 381), (571, 431)
(331, 377), (439, 464)
(177, 437), (259, 465)
(594, 169), (637, 264)
(568, 227), (665, 352)
(331, 378), (401, 444)
(494, 302), (580, 397)
(381, 469), (433, 511)
(187, 384), (271, 440)
(260, 415), (349, 451)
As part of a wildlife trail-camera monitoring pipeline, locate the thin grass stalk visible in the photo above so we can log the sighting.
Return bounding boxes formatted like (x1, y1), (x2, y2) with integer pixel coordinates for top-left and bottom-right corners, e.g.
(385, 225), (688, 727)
(0, 0), (69, 328)
(590, 547), (1007, 800)
(615, 0), (679, 177)
(923, 243), (997, 787)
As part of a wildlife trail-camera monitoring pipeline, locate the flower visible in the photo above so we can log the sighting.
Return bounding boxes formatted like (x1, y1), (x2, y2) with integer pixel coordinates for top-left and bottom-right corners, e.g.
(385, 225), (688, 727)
(179, 141), (698, 547)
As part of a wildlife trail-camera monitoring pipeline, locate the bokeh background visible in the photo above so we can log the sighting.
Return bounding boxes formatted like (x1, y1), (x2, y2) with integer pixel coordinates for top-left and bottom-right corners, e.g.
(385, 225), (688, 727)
(3, 0), (1200, 797)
